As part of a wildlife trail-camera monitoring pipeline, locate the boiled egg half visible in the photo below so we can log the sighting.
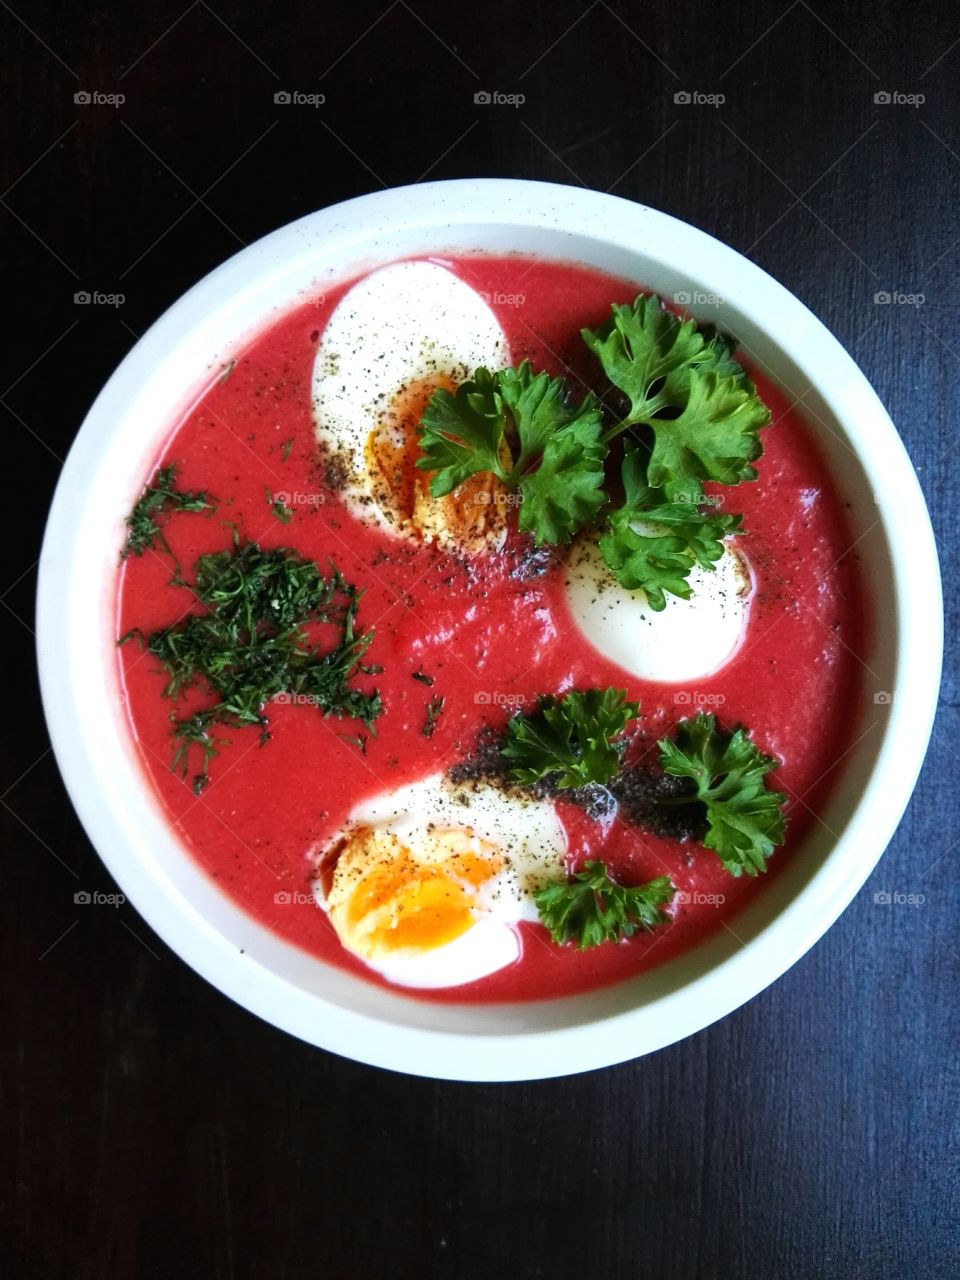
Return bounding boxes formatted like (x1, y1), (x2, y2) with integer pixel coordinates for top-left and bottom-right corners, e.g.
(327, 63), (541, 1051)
(564, 533), (753, 683)
(314, 773), (567, 988)
(312, 260), (510, 554)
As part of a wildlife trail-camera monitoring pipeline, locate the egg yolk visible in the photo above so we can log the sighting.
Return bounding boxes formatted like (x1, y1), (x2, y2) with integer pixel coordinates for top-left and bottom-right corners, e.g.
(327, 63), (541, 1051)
(363, 375), (511, 554)
(325, 826), (505, 961)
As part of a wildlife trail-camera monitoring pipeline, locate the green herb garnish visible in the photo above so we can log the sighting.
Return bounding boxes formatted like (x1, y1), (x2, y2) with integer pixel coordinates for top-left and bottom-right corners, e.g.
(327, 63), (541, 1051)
(416, 294), (770, 608)
(534, 860), (675, 948)
(411, 668), (434, 686)
(599, 442), (742, 610)
(416, 360), (607, 545)
(582, 295), (760, 448)
(422, 694), (445, 738)
(501, 687), (640, 789)
(657, 712), (787, 876)
(123, 539), (381, 789)
(281, 438), (293, 462)
(266, 487), (293, 523)
(121, 464), (214, 563)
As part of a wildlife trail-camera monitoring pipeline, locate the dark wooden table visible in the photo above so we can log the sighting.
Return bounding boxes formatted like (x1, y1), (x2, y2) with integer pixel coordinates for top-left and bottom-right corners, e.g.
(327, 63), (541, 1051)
(3, 3), (957, 1276)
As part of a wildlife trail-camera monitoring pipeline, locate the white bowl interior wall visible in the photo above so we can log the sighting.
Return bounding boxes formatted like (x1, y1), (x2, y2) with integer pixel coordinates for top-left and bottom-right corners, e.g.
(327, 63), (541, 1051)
(37, 180), (940, 1079)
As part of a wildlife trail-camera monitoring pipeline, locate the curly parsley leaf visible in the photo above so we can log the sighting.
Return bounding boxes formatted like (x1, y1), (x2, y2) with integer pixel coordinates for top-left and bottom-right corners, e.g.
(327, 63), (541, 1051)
(517, 414), (607, 545)
(534, 860), (675, 949)
(581, 294), (707, 424)
(646, 369), (769, 502)
(600, 442), (742, 610)
(496, 360), (602, 466)
(657, 713), (787, 876)
(582, 294), (769, 502)
(121, 464), (214, 563)
(501, 687), (640, 789)
(416, 367), (506, 496)
(416, 361), (606, 544)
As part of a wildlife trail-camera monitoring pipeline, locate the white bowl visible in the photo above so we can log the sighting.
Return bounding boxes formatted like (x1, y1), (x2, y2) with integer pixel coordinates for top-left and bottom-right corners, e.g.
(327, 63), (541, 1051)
(37, 180), (942, 1081)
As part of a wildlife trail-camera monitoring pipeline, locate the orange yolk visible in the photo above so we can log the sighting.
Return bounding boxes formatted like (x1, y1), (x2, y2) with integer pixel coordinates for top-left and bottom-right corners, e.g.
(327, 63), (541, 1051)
(363, 375), (511, 553)
(325, 826), (505, 961)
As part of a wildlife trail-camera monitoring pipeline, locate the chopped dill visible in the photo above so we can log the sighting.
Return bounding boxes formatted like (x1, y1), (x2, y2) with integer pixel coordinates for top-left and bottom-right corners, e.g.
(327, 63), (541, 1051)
(120, 538), (382, 790)
(266, 487), (294, 524)
(422, 694), (445, 739)
(121, 464), (214, 564)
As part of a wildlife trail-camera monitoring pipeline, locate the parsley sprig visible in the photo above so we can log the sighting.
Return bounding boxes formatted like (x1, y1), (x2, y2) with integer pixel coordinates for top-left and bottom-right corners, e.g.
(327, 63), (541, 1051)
(460, 687), (788, 947)
(534, 861), (675, 949)
(581, 294), (765, 486)
(417, 360), (607, 544)
(501, 688), (640, 789)
(658, 712), (787, 876)
(496, 690), (786, 873)
(599, 442), (742, 610)
(122, 539), (382, 792)
(416, 294), (770, 609)
(121, 464), (214, 565)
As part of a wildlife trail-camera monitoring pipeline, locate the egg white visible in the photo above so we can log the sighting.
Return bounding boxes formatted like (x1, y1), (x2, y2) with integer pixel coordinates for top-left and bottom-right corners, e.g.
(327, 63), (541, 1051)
(564, 533), (753, 683)
(312, 260), (508, 545)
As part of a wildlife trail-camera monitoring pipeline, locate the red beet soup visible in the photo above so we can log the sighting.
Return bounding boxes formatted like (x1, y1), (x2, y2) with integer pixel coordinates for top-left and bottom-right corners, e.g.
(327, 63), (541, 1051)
(116, 254), (866, 1002)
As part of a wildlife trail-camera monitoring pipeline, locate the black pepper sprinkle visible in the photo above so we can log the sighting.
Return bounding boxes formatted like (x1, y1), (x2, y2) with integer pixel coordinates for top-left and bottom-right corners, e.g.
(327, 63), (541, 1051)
(508, 543), (554, 580)
(322, 453), (349, 492)
(449, 725), (706, 841)
(608, 769), (706, 843)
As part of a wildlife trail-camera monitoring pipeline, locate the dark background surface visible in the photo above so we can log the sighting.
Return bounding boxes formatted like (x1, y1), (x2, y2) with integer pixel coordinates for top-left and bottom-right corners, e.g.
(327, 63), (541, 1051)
(3, 2), (958, 1277)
